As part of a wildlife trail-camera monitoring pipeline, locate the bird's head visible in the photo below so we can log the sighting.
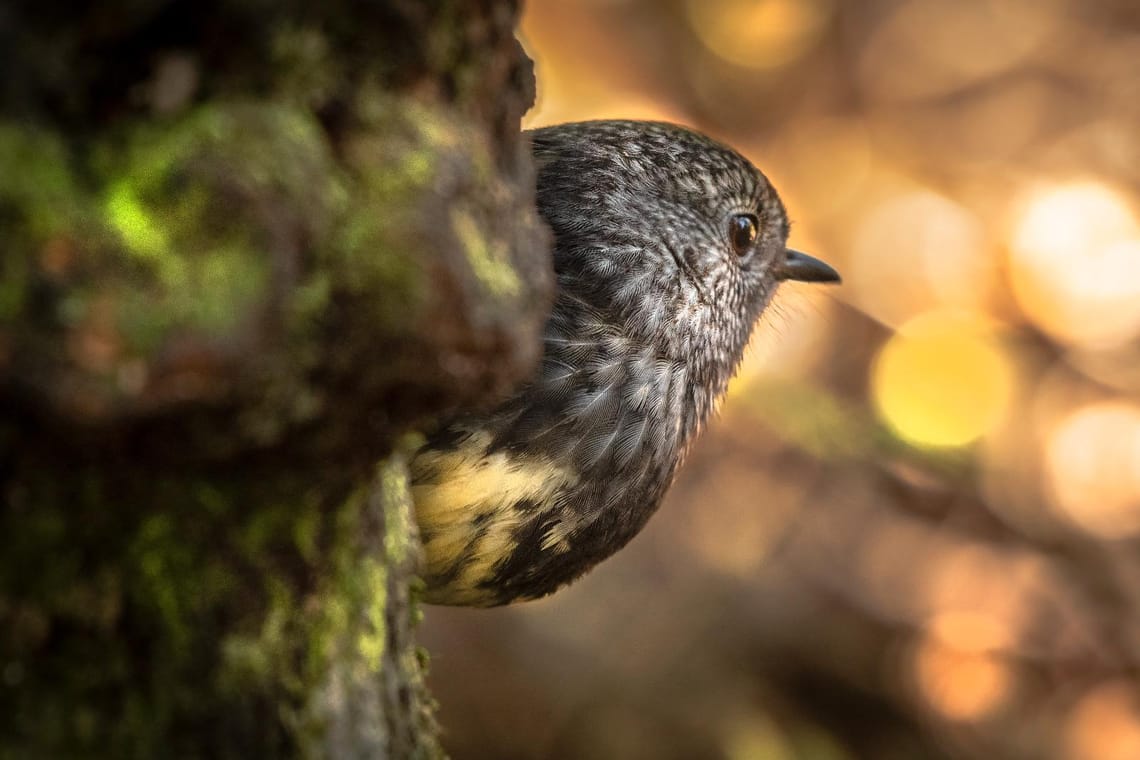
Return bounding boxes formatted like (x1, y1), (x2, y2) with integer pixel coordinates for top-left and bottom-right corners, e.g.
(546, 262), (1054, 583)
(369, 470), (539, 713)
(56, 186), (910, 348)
(529, 119), (838, 393)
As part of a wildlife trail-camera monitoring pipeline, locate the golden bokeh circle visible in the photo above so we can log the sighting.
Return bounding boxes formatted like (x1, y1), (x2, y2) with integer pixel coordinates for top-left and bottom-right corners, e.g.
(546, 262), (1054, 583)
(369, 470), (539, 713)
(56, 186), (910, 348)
(872, 311), (1014, 448)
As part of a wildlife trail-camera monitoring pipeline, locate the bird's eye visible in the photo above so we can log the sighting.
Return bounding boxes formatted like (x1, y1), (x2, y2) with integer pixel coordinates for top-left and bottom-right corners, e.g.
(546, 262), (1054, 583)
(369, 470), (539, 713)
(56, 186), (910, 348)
(729, 213), (759, 256)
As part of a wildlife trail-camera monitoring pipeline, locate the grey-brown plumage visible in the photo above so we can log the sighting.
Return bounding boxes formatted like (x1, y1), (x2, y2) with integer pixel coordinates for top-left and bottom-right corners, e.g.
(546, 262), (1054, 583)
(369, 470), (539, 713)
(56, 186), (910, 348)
(411, 120), (839, 606)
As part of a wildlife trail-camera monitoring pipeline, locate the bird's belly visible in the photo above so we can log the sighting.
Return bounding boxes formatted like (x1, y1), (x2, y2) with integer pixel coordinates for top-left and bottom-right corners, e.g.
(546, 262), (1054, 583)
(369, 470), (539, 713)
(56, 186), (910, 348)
(411, 432), (576, 606)
(411, 431), (670, 606)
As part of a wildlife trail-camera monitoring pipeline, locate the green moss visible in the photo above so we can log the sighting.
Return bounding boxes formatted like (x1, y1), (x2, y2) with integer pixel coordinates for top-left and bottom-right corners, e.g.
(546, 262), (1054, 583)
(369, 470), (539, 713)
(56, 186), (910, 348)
(0, 122), (79, 234)
(357, 558), (389, 670)
(0, 253), (29, 324)
(219, 578), (303, 699)
(329, 93), (530, 334)
(288, 272), (332, 330)
(0, 123), (82, 323)
(451, 207), (522, 298)
(331, 99), (444, 325)
(93, 102), (342, 357)
(283, 451), (440, 756)
(381, 440), (425, 572)
(271, 25), (339, 109)
(292, 507), (322, 566)
(332, 478), (391, 670)
(104, 181), (172, 258)
(132, 513), (193, 653)
(295, 480), (381, 702)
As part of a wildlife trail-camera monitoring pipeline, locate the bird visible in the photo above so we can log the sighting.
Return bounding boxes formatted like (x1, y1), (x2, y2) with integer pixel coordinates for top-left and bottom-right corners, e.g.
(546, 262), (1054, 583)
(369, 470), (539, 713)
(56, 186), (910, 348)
(410, 120), (839, 607)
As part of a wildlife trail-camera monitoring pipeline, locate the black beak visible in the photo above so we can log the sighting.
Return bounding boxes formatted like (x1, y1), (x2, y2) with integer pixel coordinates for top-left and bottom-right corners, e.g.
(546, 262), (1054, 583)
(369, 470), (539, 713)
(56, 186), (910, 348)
(779, 249), (841, 284)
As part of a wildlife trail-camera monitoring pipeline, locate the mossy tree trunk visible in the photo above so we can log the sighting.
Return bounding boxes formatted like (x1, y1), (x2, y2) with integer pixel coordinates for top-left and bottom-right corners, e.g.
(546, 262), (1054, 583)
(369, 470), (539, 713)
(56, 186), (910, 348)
(0, 1), (551, 756)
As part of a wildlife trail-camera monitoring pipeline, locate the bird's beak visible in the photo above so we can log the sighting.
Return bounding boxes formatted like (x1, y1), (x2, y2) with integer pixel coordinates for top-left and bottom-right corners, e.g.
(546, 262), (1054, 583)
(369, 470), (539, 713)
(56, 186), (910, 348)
(779, 249), (841, 284)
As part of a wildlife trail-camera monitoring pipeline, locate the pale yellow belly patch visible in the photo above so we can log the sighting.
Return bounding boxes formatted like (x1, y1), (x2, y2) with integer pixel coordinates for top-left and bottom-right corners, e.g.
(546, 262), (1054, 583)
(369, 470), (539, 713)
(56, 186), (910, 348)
(411, 432), (578, 605)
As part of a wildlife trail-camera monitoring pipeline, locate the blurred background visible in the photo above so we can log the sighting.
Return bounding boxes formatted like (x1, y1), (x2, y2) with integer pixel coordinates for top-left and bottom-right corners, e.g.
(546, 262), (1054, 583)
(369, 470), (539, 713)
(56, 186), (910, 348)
(419, 1), (1140, 758)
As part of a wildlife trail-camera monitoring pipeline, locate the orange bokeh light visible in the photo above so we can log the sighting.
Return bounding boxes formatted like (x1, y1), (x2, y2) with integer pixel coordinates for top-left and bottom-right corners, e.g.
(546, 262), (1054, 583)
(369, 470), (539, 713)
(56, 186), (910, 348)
(1045, 401), (1140, 539)
(1064, 683), (1140, 760)
(850, 192), (992, 326)
(912, 610), (1014, 722)
(686, 0), (834, 71)
(1009, 181), (1140, 351)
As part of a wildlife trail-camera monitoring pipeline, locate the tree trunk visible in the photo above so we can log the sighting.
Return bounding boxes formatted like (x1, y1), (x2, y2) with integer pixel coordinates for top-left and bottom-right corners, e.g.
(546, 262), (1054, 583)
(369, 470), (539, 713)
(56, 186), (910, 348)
(0, 1), (551, 755)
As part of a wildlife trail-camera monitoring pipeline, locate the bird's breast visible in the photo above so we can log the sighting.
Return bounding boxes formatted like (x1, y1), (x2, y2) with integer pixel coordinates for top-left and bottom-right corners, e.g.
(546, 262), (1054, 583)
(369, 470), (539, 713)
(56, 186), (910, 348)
(411, 300), (708, 605)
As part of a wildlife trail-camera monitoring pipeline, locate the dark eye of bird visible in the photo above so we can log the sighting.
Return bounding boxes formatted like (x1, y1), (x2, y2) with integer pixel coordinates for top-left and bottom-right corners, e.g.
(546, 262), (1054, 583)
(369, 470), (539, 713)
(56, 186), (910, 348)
(729, 213), (759, 256)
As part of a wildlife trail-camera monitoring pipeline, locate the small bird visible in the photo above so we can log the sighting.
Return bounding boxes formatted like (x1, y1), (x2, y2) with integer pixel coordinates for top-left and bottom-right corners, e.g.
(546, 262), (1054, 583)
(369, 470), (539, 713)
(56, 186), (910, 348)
(411, 120), (839, 606)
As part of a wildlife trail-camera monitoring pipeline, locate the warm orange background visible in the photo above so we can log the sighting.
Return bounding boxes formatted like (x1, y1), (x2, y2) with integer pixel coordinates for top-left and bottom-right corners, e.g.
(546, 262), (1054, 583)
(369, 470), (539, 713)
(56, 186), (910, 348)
(421, 2), (1140, 758)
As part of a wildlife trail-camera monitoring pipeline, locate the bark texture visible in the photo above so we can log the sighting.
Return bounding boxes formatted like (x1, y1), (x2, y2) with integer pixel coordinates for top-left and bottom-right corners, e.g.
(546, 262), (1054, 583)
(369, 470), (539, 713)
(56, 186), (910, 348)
(0, 1), (551, 756)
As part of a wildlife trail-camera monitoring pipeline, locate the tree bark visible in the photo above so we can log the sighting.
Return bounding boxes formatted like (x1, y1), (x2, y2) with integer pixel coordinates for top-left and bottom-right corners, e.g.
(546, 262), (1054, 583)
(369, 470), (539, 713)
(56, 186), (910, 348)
(0, 1), (551, 755)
